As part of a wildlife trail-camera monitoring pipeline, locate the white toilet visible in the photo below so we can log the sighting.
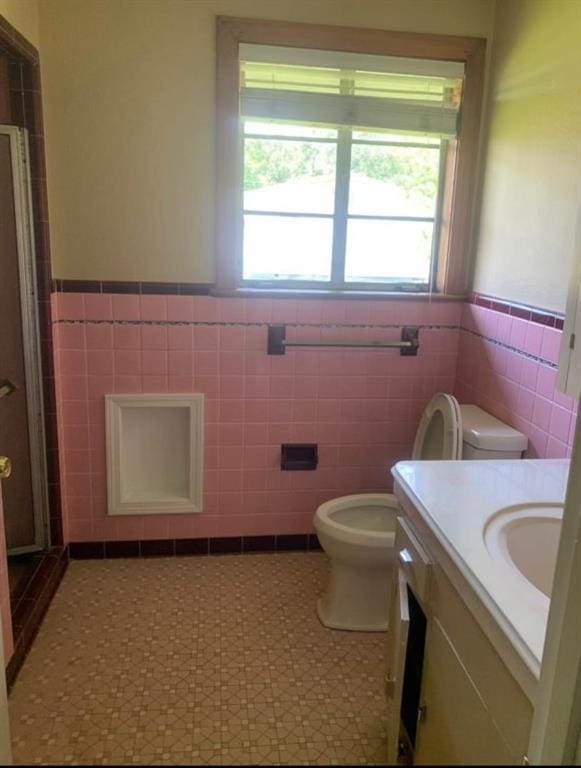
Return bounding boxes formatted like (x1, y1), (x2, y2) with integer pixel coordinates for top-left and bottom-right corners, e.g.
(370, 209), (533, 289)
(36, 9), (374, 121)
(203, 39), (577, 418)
(314, 393), (528, 631)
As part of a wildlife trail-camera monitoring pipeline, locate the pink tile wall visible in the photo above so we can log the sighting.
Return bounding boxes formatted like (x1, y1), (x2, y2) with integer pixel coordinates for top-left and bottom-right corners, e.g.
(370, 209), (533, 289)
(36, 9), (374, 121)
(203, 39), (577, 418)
(455, 303), (576, 458)
(52, 294), (461, 544)
(0, 488), (13, 661)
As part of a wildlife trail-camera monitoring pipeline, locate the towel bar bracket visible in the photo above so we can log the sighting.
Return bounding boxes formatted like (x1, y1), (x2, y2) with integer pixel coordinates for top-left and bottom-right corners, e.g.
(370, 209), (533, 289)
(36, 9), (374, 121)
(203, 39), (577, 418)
(266, 325), (419, 356)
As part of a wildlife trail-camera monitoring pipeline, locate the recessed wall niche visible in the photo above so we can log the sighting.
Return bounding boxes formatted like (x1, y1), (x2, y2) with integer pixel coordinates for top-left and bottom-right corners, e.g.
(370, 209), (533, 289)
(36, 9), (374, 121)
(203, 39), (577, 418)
(106, 394), (204, 516)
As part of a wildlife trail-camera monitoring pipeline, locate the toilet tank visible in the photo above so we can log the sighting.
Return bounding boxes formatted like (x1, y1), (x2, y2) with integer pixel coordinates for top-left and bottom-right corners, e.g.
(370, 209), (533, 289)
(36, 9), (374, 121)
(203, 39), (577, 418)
(460, 404), (528, 460)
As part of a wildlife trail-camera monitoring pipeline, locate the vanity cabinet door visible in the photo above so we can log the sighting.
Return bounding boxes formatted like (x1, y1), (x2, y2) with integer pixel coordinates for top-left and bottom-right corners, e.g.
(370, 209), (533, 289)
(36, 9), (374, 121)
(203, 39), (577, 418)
(414, 619), (514, 765)
(385, 569), (410, 765)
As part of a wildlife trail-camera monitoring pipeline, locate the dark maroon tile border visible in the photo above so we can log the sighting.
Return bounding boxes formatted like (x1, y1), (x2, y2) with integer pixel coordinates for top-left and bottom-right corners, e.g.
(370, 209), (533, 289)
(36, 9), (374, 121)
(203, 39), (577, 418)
(210, 536), (243, 555)
(140, 539), (175, 558)
(469, 292), (564, 330)
(104, 540), (140, 558)
(276, 534), (309, 551)
(53, 279), (454, 303)
(8, 553), (44, 609)
(243, 535), (275, 553)
(53, 279), (212, 296)
(175, 538), (209, 556)
(6, 546), (68, 690)
(69, 534), (322, 560)
(1, 15), (63, 547)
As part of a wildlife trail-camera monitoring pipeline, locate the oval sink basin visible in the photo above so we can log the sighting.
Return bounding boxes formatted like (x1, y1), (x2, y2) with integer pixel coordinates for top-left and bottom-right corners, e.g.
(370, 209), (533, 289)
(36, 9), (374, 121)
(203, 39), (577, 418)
(484, 503), (564, 598)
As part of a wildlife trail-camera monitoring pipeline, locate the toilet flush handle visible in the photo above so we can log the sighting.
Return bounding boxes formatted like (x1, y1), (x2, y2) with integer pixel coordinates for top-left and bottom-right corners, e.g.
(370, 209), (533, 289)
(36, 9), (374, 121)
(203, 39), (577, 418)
(399, 548), (413, 565)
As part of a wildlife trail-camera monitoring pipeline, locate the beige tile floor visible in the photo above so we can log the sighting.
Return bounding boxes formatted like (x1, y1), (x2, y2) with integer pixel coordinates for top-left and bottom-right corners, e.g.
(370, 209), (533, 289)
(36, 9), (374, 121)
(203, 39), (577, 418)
(9, 553), (388, 765)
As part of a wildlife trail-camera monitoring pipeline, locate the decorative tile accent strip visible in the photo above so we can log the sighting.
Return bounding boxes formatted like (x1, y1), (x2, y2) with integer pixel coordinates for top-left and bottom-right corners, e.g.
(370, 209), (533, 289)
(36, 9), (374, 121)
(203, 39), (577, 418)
(52, 316), (559, 369)
(461, 327), (558, 369)
(469, 292), (564, 330)
(55, 317), (459, 331)
(69, 534), (322, 560)
(56, 313), (560, 366)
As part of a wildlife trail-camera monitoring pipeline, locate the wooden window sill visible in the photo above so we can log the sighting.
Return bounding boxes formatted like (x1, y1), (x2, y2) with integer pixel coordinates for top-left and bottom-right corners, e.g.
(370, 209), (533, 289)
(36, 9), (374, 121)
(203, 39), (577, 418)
(211, 286), (466, 302)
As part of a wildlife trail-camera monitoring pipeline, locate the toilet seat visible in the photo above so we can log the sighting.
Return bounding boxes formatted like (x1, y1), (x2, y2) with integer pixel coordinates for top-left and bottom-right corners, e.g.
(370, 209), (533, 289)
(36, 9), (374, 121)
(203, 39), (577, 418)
(411, 393), (463, 461)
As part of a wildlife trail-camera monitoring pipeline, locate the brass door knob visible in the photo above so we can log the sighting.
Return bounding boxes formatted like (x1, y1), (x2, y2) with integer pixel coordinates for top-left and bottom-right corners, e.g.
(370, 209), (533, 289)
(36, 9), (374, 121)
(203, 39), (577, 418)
(0, 379), (16, 399)
(0, 457), (11, 479)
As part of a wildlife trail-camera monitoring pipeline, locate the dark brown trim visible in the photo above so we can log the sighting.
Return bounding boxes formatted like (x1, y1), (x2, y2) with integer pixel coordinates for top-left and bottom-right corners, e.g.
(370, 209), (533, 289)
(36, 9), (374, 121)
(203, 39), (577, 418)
(436, 35), (486, 295)
(0, 14), (63, 547)
(53, 278), (466, 303)
(104, 540), (140, 558)
(0, 15), (39, 63)
(6, 546), (68, 689)
(53, 279), (213, 296)
(140, 539), (175, 558)
(69, 534), (322, 560)
(469, 292), (564, 330)
(219, 288), (465, 302)
(0, 55), (10, 121)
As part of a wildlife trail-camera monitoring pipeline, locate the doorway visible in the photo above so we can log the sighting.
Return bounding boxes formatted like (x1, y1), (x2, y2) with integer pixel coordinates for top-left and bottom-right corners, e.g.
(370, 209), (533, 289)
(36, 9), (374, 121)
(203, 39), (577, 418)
(0, 125), (49, 597)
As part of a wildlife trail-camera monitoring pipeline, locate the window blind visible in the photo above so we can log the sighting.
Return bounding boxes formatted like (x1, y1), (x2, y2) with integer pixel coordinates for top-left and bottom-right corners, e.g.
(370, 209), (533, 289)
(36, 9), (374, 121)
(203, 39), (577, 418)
(240, 44), (464, 137)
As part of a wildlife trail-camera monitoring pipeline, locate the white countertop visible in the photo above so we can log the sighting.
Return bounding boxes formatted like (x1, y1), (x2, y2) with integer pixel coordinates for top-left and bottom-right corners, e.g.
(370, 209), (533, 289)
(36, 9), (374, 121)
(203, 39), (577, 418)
(392, 459), (569, 678)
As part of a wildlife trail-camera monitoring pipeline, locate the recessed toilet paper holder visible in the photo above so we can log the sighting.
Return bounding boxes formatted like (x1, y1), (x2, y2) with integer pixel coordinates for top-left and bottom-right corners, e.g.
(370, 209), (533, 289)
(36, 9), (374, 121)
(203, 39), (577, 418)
(281, 444), (318, 471)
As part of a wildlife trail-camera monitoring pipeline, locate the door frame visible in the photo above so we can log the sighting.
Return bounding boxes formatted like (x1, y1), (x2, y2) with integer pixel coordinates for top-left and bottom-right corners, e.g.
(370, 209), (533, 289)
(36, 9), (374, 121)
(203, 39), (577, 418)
(528, 407), (581, 763)
(1, 125), (49, 554)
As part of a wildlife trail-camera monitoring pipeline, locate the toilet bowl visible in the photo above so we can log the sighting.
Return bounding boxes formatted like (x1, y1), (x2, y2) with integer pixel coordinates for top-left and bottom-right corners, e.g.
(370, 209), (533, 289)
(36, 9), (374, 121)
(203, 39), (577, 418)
(314, 394), (528, 632)
(315, 494), (399, 631)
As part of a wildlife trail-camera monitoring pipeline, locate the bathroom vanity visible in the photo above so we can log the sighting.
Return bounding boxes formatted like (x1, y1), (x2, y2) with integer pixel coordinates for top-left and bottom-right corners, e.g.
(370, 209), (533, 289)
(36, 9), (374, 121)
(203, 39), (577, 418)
(388, 459), (568, 765)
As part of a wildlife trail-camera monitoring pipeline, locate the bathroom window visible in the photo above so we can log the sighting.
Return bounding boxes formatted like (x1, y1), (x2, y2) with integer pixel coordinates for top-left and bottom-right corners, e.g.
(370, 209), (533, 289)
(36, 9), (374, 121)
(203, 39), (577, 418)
(216, 19), (486, 296)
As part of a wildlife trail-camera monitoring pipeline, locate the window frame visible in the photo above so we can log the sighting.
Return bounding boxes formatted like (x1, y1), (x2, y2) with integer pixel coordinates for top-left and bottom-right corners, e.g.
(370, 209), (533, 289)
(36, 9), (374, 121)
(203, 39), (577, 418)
(242, 122), (443, 289)
(215, 16), (486, 298)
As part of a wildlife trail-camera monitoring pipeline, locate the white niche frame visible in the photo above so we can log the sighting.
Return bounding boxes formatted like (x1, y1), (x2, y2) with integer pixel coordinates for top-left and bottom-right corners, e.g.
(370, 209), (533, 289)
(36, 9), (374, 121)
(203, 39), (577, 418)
(106, 393), (204, 516)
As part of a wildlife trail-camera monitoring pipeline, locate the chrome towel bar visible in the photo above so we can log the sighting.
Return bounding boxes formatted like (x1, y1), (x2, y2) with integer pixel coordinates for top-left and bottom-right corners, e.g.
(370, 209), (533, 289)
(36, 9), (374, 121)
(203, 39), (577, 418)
(267, 325), (419, 356)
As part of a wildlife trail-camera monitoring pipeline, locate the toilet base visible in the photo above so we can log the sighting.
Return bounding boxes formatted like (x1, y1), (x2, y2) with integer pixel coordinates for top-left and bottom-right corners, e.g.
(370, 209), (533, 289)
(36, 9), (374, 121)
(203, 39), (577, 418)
(316, 558), (394, 632)
(317, 597), (388, 632)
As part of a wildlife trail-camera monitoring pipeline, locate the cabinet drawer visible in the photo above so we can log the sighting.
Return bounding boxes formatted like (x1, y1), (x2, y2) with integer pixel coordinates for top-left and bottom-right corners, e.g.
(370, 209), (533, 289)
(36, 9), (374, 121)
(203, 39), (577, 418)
(395, 516), (432, 602)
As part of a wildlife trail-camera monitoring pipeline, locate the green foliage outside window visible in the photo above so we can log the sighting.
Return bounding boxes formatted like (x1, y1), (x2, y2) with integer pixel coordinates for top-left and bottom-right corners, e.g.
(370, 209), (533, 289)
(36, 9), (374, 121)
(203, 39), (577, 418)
(243, 135), (438, 203)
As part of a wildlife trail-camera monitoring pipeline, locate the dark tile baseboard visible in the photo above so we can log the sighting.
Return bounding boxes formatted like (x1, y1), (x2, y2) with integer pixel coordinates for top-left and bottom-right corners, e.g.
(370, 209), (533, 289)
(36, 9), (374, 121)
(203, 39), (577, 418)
(69, 534), (322, 560)
(6, 546), (69, 690)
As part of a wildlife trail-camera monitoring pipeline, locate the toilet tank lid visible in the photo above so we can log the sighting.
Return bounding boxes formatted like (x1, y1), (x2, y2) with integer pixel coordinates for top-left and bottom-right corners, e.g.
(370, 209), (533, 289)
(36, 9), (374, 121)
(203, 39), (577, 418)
(459, 404), (528, 452)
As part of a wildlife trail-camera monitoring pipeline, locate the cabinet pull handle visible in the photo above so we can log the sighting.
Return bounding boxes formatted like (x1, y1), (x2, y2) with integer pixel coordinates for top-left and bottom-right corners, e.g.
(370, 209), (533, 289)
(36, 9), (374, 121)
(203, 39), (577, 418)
(418, 704), (428, 723)
(384, 672), (395, 699)
(399, 548), (413, 565)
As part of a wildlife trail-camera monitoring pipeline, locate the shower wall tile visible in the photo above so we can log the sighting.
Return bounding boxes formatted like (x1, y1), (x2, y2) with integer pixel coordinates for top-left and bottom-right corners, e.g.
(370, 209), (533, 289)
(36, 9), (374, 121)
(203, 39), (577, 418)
(53, 293), (462, 545)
